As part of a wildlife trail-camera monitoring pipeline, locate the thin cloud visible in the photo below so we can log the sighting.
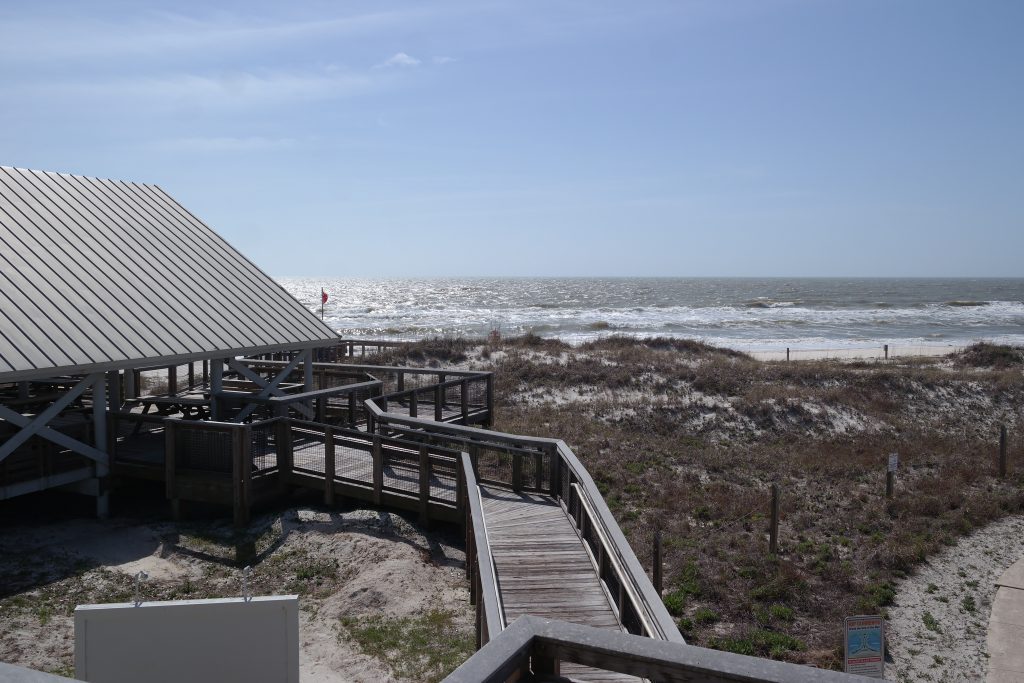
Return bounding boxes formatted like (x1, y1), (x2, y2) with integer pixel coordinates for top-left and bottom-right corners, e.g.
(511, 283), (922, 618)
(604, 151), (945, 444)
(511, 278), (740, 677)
(20, 68), (380, 109)
(145, 136), (298, 153)
(432, 56), (458, 65)
(376, 52), (421, 68)
(0, 9), (434, 63)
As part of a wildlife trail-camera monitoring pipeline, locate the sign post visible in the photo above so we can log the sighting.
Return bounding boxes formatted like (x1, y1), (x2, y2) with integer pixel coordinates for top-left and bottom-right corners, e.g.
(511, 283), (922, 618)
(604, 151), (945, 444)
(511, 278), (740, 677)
(844, 615), (885, 677)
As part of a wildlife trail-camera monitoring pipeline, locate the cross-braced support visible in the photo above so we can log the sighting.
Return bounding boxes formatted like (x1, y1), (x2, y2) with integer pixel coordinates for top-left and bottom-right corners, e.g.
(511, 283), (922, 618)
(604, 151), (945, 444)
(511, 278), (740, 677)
(0, 373), (111, 517)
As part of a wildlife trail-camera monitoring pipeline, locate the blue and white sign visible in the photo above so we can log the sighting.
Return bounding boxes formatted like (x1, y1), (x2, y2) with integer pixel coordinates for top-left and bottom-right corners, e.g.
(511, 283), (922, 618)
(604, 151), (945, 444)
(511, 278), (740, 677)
(844, 615), (885, 677)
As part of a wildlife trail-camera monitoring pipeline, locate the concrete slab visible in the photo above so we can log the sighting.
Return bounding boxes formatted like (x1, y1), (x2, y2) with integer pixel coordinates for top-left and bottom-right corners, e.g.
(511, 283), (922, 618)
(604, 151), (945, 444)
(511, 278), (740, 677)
(987, 668), (1024, 683)
(996, 560), (1024, 590)
(990, 586), (1024, 628)
(987, 559), (1024, 683)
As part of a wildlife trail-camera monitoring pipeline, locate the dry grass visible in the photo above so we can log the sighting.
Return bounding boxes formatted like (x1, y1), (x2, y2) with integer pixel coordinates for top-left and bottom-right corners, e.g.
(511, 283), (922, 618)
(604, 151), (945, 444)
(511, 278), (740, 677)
(473, 338), (1024, 668)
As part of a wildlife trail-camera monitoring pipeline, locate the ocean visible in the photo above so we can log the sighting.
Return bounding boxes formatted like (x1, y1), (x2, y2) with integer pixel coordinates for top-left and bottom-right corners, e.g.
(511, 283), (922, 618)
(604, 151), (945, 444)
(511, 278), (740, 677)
(276, 277), (1024, 353)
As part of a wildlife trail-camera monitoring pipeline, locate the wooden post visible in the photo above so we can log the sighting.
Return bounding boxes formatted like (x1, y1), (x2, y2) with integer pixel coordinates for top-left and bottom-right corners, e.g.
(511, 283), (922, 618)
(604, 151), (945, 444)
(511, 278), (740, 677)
(461, 379), (469, 421)
(485, 376), (494, 428)
(419, 445), (430, 525)
(348, 392), (358, 428)
(410, 389), (418, 418)
(167, 365), (177, 395)
(513, 453), (523, 493)
(397, 372), (405, 393)
(124, 369), (136, 399)
(92, 374), (110, 519)
(786, 347), (790, 362)
(106, 370), (121, 410)
(653, 525), (663, 595)
(316, 396), (326, 423)
(372, 436), (383, 505)
(435, 384), (444, 421)
(769, 484), (779, 555)
(549, 444), (561, 497)
(324, 426), (335, 506)
(188, 362), (195, 389)
(534, 452), (543, 490)
(133, 369), (142, 398)
(276, 417), (293, 481)
(165, 420), (179, 520)
(1000, 424), (1008, 478)
(232, 426), (247, 529)
(210, 359), (223, 420)
(202, 359), (209, 385)
(884, 344), (889, 360)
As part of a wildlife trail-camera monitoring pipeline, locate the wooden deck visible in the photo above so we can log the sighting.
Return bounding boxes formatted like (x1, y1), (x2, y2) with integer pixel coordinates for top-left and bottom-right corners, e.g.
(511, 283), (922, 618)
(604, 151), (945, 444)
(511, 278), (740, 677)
(481, 486), (641, 682)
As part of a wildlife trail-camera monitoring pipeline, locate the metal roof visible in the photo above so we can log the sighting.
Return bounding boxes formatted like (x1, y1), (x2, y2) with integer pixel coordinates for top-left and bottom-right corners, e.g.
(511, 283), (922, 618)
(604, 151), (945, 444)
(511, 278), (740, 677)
(0, 166), (338, 382)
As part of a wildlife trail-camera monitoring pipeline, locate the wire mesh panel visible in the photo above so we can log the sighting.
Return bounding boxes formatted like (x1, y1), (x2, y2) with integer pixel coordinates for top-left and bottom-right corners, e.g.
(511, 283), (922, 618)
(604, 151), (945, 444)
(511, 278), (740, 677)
(176, 426), (232, 473)
(429, 455), (459, 503)
(291, 427), (326, 475)
(381, 444), (421, 496)
(475, 448), (514, 487)
(250, 423), (279, 474)
(467, 377), (488, 410)
(333, 437), (374, 485)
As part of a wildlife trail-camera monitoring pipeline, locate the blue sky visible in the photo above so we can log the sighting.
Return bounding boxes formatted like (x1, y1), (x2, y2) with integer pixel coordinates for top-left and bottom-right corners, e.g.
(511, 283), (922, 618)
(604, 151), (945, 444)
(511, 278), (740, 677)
(2, 1), (1021, 277)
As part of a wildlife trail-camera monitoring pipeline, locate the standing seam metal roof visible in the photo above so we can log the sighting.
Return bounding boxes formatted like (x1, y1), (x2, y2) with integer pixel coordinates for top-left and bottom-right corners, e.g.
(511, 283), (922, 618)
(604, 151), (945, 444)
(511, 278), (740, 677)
(0, 167), (337, 382)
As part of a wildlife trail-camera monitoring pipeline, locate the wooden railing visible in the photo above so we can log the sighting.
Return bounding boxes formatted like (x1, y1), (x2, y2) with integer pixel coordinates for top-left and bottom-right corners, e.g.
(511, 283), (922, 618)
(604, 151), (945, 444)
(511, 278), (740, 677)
(461, 452), (504, 649)
(443, 616), (878, 683)
(363, 398), (681, 644)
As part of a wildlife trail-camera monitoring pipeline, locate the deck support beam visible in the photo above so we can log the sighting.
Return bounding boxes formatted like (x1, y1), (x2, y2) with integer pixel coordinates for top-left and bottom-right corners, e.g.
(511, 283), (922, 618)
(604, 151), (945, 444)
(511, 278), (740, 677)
(0, 373), (107, 465)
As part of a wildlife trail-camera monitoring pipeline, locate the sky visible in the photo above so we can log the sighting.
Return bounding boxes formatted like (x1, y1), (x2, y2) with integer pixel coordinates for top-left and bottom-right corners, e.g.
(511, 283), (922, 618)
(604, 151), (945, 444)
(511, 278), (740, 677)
(1, 1), (1022, 278)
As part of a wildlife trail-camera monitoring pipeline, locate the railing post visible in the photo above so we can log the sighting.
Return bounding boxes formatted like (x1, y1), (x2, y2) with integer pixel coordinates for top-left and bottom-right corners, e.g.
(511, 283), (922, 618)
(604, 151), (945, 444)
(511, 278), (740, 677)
(348, 392), (358, 428)
(324, 426), (335, 506)
(410, 389), (418, 418)
(316, 396), (326, 423)
(276, 417), (293, 480)
(164, 420), (179, 519)
(549, 444), (561, 497)
(513, 453), (523, 492)
(397, 371), (405, 393)
(372, 435), (383, 505)
(435, 384), (444, 421)
(461, 379), (469, 422)
(456, 457), (467, 520)
(232, 426), (246, 529)
(486, 374), (494, 427)
(167, 365), (177, 395)
(187, 362), (195, 390)
(419, 445), (431, 526)
(534, 452), (543, 491)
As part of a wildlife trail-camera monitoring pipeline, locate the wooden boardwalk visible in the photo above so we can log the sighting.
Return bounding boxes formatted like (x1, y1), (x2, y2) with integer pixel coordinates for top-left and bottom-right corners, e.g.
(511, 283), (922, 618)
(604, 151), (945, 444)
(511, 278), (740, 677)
(481, 486), (640, 682)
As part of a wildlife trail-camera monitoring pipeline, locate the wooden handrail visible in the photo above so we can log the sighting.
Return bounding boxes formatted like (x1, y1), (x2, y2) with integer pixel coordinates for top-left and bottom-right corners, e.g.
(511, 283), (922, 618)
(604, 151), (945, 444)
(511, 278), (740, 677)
(462, 452), (505, 641)
(364, 389), (682, 643)
(571, 482), (655, 638)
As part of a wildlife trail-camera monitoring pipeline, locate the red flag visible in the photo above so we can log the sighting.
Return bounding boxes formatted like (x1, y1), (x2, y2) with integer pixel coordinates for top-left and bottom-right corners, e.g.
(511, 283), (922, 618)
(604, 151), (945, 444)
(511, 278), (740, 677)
(321, 289), (328, 304)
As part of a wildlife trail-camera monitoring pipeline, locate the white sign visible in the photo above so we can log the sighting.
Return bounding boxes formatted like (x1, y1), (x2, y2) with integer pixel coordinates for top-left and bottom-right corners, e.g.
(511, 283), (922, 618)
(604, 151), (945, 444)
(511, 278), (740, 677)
(888, 453), (899, 473)
(75, 596), (299, 683)
(844, 615), (885, 677)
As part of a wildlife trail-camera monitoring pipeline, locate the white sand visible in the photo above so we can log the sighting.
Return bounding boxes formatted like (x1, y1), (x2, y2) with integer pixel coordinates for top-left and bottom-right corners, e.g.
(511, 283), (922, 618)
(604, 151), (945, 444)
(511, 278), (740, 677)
(887, 515), (1024, 682)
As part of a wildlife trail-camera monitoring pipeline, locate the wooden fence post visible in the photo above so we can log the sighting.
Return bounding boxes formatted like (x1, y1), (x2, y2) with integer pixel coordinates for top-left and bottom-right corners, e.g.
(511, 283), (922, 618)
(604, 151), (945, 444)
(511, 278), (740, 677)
(435, 384), (444, 421)
(653, 525), (663, 596)
(1000, 424), (1008, 478)
(512, 453), (523, 493)
(461, 379), (469, 421)
(167, 365), (177, 395)
(769, 484), (779, 555)
(164, 420), (179, 519)
(232, 426), (246, 529)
